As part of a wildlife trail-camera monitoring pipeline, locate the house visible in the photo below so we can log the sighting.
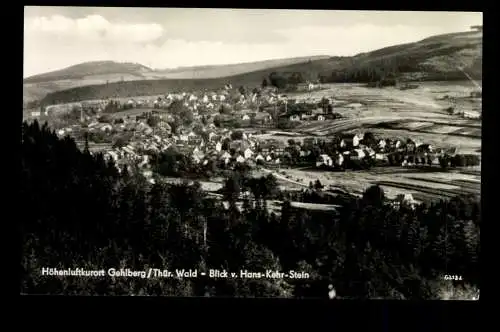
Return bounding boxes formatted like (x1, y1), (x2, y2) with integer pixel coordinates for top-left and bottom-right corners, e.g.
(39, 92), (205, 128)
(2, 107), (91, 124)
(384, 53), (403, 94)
(378, 139), (387, 149)
(297, 82), (315, 91)
(139, 155), (149, 168)
(365, 147), (376, 157)
(208, 132), (218, 141)
(335, 153), (344, 166)
(340, 134), (361, 149)
(100, 124), (113, 132)
(215, 142), (222, 152)
(192, 150), (205, 164)
(31, 111), (41, 117)
(463, 111), (480, 119)
(157, 121), (172, 133)
(351, 149), (366, 160)
(290, 115), (301, 122)
(316, 154), (333, 167)
(255, 154), (265, 162)
(220, 151), (231, 164)
(395, 193), (417, 208)
(416, 144), (433, 155)
(317, 115), (325, 121)
(106, 151), (119, 162)
(254, 112), (272, 124)
(299, 150), (311, 158)
(303, 137), (317, 147)
(236, 155), (246, 163)
(242, 114), (251, 121)
(406, 139), (416, 153)
(244, 148), (254, 159)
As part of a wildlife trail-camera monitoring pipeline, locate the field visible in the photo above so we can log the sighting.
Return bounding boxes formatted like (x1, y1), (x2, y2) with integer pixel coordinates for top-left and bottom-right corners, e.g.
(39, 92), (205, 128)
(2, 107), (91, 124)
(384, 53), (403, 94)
(265, 81), (482, 155)
(260, 166), (480, 204)
(254, 81), (482, 203)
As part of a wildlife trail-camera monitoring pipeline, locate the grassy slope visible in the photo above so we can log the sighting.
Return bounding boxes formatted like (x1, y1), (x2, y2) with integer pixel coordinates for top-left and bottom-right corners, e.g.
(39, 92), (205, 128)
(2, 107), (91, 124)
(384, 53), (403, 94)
(38, 30), (482, 105)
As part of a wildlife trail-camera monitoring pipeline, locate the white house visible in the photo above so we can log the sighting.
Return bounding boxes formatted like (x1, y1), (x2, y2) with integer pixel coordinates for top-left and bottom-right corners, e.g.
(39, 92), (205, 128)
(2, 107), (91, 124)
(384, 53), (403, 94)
(189, 94), (197, 101)
(365, 147), (376, 157)
(290, 115), (301, 121)
(244, 148), (254, 159)
(378, 139), (387, 149)
(335, 153), (344, 166)
(31, 111), (41, 117)
(236, 155), (246, 163)
(316, 154), (333, 167)
(219, 95), (226, 102)
(100, 124), (113, 132)
(202, 95), (209, 103)
(242, 114), (251, 121)
(340, 134), (361, 148)
(139, 155), (149, 168)
(208, 132), (217, 141)
(255, 154), (265, 162)
(212, 94), (217, 101)
(351, 149), (366, 160)
(463, 110), (481, 119)
(106, 151), (119, 162)
(220, 151), (231, 164)
(396, 193), (417, 208)
(215, 142), (222, 152)
(266, 155), (273, 162)
(317, 115), (325, 121)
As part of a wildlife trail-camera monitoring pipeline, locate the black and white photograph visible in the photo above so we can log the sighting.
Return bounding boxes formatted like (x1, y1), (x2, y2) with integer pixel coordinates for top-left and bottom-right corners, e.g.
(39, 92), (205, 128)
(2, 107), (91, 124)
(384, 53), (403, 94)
(22, 7), (481, 299)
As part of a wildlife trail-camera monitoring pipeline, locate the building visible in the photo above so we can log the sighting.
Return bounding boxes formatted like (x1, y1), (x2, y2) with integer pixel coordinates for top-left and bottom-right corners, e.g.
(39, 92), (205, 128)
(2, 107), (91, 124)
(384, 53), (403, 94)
(340, 134), (361, 149)
(463, 111), (481, 119)
(316, 154), (333, 167)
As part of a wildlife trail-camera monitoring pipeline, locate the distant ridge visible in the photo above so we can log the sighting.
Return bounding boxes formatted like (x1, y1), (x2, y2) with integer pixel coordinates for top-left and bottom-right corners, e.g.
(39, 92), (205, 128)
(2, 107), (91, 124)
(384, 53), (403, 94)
(25, 29), (482, 105)
(24, 61), (153, 83)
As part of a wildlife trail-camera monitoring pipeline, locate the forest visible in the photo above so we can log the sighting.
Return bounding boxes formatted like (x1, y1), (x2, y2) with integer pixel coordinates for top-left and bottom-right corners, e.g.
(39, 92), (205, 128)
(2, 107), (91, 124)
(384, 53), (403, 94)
(21, 120), (480, 298)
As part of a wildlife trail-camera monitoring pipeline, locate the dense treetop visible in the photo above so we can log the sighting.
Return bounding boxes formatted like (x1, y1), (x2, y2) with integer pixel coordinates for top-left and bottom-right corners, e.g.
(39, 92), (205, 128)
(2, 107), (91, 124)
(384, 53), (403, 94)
(21, 121), (480, 298)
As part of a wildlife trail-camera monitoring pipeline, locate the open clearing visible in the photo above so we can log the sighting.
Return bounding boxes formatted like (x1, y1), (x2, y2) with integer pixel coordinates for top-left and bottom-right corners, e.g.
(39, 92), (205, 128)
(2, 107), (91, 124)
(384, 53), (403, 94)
(261, 166), (481, 203)
(281, 81), (482, 154)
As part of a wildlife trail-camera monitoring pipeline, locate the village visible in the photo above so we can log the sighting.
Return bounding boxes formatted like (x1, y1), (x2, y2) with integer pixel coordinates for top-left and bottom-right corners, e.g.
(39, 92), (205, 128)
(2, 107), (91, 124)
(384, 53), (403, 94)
(27, 80), (481, 209)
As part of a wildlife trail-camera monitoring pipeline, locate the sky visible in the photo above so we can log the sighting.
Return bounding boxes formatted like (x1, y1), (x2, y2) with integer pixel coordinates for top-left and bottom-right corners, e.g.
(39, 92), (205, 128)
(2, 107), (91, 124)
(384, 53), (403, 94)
(23, 7), (483, 78)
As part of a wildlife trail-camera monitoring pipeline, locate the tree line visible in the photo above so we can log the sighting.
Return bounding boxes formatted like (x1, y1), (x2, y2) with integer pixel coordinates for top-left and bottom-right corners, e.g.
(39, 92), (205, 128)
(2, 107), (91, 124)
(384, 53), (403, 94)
(21, 120), (480, 298)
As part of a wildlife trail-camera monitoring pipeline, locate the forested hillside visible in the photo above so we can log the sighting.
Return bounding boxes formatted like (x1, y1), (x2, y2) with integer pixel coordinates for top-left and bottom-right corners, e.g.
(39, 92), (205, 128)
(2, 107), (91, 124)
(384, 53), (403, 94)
(21, 121), (480, 298)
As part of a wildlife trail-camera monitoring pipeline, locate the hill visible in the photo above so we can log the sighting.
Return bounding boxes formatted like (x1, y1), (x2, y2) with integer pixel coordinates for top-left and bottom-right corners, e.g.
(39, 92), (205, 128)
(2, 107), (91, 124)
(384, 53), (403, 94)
(23, 56), (329, 104)
(152, 55), (331, 79)
(24, 61), (153, 83)
(38, 30), (482, 105)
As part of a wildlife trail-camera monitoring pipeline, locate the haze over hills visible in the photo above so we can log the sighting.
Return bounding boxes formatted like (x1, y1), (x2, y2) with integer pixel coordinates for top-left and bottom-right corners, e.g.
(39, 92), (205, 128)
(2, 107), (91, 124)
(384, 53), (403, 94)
(25, 29), (482, 106)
